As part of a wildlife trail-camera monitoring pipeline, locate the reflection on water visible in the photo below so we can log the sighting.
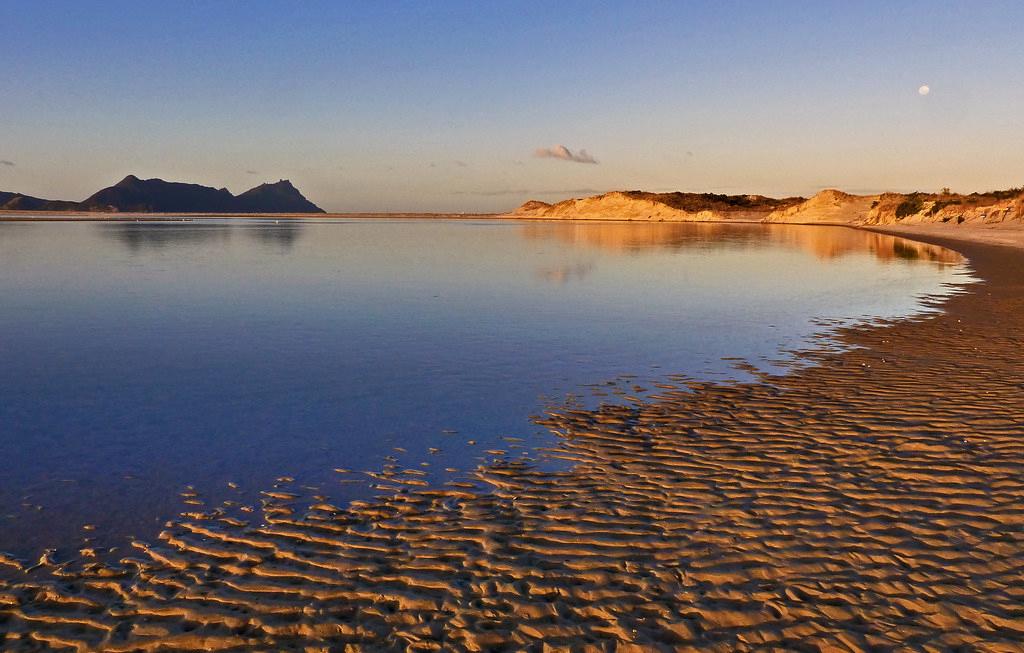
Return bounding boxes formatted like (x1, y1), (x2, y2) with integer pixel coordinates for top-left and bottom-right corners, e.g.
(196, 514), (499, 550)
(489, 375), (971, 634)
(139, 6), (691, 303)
(100, 222), (233, 250)
(246, 221), (304, 249)
(0, 218), (970, 559)
(536, 262), (595, 284)
(521, 221), (962, 264)
(100, 220), (304, 251)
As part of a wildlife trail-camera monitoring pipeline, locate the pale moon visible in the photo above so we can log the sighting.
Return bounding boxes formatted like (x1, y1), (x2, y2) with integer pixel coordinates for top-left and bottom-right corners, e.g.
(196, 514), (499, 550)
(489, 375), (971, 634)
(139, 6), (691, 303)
(918, 84), (930, 96)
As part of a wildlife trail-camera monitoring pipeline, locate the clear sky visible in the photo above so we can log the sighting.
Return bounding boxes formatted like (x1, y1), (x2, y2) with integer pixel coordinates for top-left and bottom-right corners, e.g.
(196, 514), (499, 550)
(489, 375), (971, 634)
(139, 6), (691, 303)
(2, 1), (1022, 212)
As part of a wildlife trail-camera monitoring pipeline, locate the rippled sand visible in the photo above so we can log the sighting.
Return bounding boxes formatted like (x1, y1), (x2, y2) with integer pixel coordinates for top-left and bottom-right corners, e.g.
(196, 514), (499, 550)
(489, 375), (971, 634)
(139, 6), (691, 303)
(2, 235), (1023, 651)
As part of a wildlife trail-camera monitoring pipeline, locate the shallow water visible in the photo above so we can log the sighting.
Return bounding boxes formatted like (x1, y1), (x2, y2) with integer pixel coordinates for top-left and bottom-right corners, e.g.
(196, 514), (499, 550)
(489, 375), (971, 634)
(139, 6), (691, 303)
(0, 218), (970, 557)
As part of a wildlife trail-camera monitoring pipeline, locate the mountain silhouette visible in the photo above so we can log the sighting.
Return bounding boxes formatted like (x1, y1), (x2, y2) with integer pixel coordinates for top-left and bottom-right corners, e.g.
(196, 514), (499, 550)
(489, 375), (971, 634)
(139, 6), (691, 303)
(80, 176), (238, 213)
(0, 191), (79, 212)
(0, 176), (325, 213)
(234, 180), (323, 213)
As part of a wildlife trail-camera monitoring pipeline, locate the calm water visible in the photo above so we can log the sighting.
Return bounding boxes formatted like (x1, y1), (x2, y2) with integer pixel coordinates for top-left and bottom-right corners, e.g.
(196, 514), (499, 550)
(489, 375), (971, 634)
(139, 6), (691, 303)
(0, 218), (970, 558)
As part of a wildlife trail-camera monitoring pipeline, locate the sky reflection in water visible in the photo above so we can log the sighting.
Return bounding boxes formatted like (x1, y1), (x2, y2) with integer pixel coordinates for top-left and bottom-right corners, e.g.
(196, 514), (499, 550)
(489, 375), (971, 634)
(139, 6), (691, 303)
(0, 219), (970, 557)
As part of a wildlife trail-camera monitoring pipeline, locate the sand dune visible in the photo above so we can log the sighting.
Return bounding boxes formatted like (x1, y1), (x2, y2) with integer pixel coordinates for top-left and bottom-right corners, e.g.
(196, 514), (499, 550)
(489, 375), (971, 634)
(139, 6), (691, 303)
(764, 189), (878, 224)
(511, 191), (796, 222)
(2, 236), (1023, 651)
(511, 188), (1024, 237)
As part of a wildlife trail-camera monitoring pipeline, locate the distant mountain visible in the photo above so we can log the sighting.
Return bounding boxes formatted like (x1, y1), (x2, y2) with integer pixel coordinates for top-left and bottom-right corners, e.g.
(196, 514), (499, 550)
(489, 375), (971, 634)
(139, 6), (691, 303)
(0, 176), (325, 213)
(0, 191), (79, 212)
(79, 175), (238, 213)
(234, 180), (323, 214)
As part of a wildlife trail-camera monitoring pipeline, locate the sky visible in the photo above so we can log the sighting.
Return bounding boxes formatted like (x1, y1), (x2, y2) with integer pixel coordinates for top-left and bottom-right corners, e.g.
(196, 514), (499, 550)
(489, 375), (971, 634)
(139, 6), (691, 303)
(1, 0), (1022, 212)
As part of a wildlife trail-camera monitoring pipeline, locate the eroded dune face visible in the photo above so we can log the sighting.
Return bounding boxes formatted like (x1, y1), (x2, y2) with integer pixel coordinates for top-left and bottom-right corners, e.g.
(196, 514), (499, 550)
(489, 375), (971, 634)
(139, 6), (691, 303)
(516, 191), (709, 221)
(767, 190), (1024, 228)
(764, 190), (879, 225)
(1, 240), (1023, 650)
(512, 191), (789, 222)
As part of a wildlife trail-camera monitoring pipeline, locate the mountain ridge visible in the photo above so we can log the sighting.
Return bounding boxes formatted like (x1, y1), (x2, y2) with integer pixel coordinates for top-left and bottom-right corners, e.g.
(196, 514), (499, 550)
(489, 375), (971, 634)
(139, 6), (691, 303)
(0, 176), (324, 213)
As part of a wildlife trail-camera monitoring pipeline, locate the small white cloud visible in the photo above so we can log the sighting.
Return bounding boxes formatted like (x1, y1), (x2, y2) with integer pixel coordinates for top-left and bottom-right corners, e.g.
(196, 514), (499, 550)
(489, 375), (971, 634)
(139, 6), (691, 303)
(534, 145), (598, 164)
(918, 84), (930, 96)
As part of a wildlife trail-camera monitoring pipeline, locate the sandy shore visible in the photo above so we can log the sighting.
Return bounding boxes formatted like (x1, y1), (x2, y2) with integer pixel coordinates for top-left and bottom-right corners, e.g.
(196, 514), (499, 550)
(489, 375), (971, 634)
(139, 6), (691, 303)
(868, 222), (1024, 251)
(2, 230), (1024, 651)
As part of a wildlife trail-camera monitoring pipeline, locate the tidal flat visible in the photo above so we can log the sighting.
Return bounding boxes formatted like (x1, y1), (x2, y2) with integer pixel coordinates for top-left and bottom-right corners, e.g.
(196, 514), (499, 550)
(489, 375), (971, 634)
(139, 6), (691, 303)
(3, 221), (1018, 650)
(0, 219), (966, 557)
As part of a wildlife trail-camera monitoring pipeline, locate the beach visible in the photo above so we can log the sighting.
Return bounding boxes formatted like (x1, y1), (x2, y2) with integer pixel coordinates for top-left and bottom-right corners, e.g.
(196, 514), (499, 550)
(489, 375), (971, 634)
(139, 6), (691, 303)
(4, 0), (1022, 648)
(1, 225), (1023, 651)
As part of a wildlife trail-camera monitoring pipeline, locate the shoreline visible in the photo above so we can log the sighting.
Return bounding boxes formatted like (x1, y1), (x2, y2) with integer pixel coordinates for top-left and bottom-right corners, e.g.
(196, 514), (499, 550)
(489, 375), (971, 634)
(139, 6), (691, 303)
(864, 222), (1024, 252)
(2, 226), (1023, 649)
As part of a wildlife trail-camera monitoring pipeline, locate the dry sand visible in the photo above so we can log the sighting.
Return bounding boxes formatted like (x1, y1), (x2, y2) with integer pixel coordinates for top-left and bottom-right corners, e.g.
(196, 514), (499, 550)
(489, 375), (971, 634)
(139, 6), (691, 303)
(2, 230), (1024, 651)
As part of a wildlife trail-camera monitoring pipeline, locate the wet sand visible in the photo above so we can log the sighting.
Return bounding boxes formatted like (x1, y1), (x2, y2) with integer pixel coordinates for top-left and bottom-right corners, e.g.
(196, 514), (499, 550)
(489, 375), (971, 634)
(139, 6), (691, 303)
(2, 233), (1024, 651)
(870, 223), (1024, 251)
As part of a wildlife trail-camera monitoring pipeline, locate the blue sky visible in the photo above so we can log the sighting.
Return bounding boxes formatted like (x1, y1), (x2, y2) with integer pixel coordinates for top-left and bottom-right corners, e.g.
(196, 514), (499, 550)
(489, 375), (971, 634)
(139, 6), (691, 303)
(1, 1), (1022, 211)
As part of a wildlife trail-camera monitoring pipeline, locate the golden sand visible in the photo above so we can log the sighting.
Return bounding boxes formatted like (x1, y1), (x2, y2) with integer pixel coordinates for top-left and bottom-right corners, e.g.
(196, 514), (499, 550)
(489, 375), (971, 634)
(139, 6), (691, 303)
(2, 234), (1023, 651)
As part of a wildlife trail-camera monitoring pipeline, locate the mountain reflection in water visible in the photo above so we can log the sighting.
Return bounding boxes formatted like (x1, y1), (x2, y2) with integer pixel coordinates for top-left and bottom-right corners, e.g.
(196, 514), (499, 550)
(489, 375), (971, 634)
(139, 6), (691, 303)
(99, 220), (304, 251)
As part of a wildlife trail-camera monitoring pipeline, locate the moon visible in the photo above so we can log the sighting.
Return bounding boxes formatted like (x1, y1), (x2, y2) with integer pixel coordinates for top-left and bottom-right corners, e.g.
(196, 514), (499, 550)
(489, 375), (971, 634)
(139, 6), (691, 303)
(918, 84), (930, 96)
